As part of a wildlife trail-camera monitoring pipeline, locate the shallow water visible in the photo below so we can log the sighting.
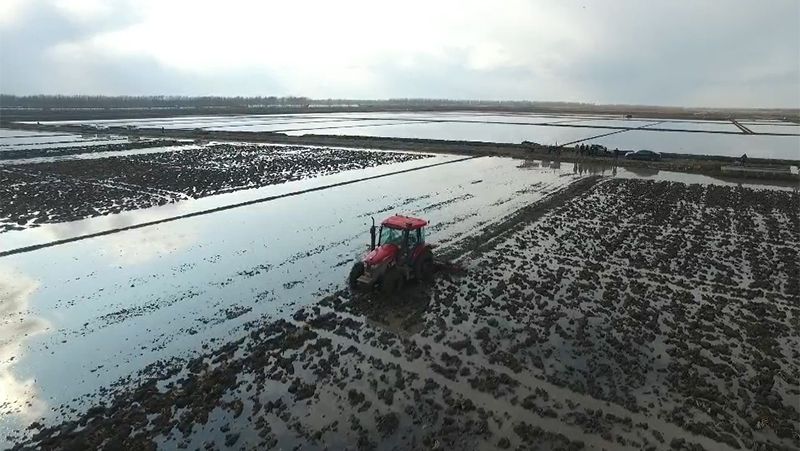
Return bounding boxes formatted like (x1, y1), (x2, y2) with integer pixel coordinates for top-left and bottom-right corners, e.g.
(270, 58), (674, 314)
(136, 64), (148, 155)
(0, 134), (130, 150)
(745, 123), (800, 135)
(583, 129), (800, 159)
(286, 121), (611, 146)
(15, 112), (800, 160)
(0, 155), (586, 441)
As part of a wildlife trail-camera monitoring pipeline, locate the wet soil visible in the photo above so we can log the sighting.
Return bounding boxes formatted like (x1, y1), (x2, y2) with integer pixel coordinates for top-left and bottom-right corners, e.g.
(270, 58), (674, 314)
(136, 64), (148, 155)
(0, 139), (184, 161)
(0, 144), (427, 233)
(8, 179), (799, 450)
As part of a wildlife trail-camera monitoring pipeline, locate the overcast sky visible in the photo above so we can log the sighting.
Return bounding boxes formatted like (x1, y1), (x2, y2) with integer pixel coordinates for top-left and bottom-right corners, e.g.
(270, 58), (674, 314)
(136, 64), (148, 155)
(1, 0), (798, 107)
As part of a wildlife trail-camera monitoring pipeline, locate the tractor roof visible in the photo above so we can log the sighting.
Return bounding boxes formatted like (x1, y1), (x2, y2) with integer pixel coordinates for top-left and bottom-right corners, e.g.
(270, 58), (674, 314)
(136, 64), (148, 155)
(382, 215), (428, 230)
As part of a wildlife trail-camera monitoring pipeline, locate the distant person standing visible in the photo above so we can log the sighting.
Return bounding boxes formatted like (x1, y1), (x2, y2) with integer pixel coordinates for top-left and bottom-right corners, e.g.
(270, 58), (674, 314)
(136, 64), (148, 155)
(740, 153), (748, 164)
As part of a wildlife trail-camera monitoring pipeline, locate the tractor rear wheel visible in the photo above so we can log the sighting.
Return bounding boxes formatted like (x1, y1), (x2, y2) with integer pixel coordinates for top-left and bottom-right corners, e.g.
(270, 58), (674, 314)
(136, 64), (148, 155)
(381, 268), (404, 294)
(414, 251), (434, 281)
(348, 262), (365, 289)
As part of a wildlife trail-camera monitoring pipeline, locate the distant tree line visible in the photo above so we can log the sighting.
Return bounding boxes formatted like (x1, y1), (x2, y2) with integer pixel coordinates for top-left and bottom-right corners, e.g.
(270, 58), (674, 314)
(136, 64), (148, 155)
(0, 95), (314, 109)
(1, 95), (795, 122)
(0, 94), (600, 110)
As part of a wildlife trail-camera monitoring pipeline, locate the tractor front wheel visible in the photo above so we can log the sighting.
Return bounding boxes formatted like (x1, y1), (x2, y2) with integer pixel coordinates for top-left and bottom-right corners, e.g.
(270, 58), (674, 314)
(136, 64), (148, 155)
(381, 268), (404, 294)
(348, 262), (365, 289)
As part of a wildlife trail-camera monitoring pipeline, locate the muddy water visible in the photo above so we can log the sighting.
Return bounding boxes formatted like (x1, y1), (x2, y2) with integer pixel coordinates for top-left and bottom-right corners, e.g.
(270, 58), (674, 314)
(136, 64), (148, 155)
(0, 156), (585, 442)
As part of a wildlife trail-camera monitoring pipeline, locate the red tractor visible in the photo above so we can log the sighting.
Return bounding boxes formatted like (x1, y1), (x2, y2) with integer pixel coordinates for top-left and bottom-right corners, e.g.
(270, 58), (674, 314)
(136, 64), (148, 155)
(349, 215), (435, 293)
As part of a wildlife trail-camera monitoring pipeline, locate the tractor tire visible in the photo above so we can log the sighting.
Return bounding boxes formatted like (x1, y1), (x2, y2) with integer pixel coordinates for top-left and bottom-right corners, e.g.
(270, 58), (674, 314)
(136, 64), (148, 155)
(414, 251), (434, 281)
(381, 268), (404, 295)
(348, 262), (365, 289)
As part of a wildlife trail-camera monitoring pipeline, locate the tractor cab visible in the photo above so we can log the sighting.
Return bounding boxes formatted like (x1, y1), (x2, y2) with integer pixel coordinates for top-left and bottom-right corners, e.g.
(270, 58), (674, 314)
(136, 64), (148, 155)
(350, 215), (435, 293)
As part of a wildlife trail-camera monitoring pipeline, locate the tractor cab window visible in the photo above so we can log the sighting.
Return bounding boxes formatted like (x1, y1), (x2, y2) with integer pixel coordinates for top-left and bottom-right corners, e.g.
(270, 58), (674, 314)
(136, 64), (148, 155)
(408, 229), (420, 248)
(379, 226), (404, 246)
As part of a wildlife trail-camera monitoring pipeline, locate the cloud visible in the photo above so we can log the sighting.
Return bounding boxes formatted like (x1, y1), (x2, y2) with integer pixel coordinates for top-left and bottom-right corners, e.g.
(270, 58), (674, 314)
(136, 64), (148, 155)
(0, 267), (48, 425)
(1, 0), (798, 107)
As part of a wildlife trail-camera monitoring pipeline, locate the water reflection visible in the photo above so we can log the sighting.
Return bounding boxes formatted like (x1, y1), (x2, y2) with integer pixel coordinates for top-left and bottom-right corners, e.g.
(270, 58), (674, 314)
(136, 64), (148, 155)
(624, 166), (661, 178)
(8, 204), (201, 266)
(104, 224), (199, 265)
(515, 157), (795, 191)
(0, 267), (48, 425)
(520, 158), (618, 176)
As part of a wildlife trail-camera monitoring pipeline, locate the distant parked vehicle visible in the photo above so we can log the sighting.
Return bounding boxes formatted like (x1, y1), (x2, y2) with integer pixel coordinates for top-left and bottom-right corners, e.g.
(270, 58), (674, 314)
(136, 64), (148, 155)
(625, 149), (662, 161)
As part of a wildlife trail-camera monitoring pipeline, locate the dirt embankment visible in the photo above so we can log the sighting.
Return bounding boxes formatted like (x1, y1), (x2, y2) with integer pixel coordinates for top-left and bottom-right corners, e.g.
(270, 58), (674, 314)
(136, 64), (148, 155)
(10, 179), (799, 451)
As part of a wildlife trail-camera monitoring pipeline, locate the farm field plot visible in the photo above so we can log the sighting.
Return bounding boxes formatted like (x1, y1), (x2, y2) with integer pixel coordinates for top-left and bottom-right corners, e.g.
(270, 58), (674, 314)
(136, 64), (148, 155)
(0, 156), (587, 446)
(0, 135), (128, 149)
(744, 124), (800, 135)
(4, 174), (797, 451)
(0, 129), (187, 161)
(388, 114), (579, 125)
(0, 130), (73, 138)
(20, 111), (800, 160)
(582, 129), (800, 160)
(640, 121), (742, 133)
(285, 121), (613, 146)
(34, 114), (425, 130)
(553, 119), (663, 129)
(131, 117), (340, 130)
(208, 119), (423, 133)
(0, 143), (429, 233)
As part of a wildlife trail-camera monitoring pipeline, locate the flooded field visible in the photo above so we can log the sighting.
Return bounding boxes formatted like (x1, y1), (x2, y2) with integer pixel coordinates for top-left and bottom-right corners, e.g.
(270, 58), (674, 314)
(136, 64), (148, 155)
(1, 120), (798, 450)
(20, 111), (800, 160)
(1, 155), (585, 444)
(2, 165), (797, 450)
(0, 130), (188, 162)
(581, 130), (800, 160)
(0, 143), (428, 233)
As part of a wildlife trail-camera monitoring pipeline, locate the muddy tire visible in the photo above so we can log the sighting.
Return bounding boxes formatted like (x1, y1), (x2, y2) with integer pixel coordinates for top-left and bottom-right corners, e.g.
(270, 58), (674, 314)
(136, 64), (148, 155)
(381, 268), (404, 294)
(348, 262), (364, 289)
(414, 251), (434, 281)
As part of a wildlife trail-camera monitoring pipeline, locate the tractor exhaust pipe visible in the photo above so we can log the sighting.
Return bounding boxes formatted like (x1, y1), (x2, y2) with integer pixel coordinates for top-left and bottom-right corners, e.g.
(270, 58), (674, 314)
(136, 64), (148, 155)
(369, 217), (376, 250)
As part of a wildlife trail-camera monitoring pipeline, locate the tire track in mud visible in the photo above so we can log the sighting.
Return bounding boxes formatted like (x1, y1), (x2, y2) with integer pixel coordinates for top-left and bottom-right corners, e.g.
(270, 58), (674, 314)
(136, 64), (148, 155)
(0, 156), (477, 258)
(304, 307), (740, 451)
(302, 318), (641, 451)
(420, 193), (475, 213)
(357, 194), (432, 219)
